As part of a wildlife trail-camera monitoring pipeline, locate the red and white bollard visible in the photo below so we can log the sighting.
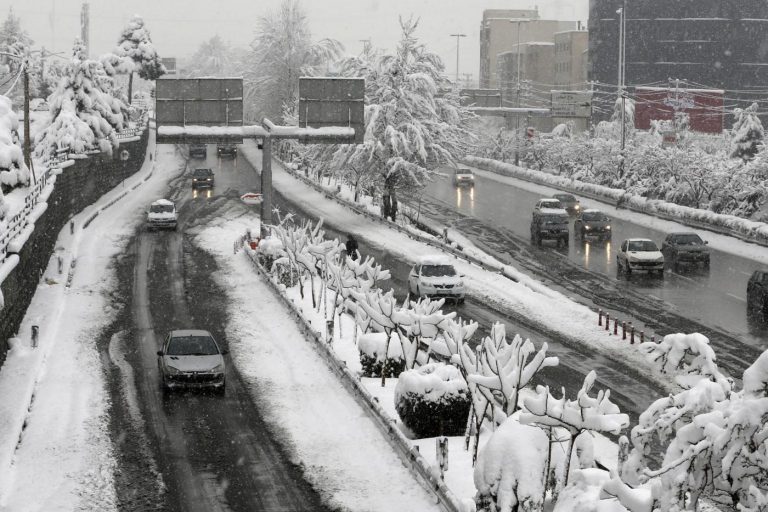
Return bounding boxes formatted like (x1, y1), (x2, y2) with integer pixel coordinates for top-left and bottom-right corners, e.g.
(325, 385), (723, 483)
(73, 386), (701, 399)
(598, 309), (603, 327)
(630, 323), (635, 344)
(613, 317), (619, 336)
(622, 321), (627, 340)
(605, 313), (610, 331)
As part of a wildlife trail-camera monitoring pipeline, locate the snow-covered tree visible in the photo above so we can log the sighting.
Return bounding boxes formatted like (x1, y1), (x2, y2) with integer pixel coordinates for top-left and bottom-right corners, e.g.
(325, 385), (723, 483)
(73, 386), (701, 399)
(0, 7), (31, 59)
(245, 0), (342, 122)
(0, 94), (27, 203)
(304, 18), (474, 220)
(623, 349), (768, 512)
(731, 103), (764, 161)
(115, 15), (166, 104)
(34, 39), (126, 161)
(521, 371), (630, 487)
(186, 35), (235, 77)
(610, 95), (635, 143)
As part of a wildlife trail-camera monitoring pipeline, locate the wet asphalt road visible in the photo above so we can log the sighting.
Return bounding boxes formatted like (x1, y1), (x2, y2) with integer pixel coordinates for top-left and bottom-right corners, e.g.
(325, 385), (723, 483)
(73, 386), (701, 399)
(107, 146), (331, 512)
(419, 168), (767, 379)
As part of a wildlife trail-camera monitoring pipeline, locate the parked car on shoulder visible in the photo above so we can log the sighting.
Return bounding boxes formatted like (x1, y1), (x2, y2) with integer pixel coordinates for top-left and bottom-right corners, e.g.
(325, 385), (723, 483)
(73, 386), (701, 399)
(192, 168), (214, 189)
(531, 206), (570, 247)
(574, 209), (611, 241)
(157, 329), (227, 394)
(617, 238), (664, 276)
(408, 255), (466, 303)
(452, 168), (475, 187)
(747, 271), (768, 316)
(147, 199), (178, 231)
(661, 232), (710, 270)
(189, 143), (207, 159)
(553, 193), (581, 215)
(217, 144), (237, 157)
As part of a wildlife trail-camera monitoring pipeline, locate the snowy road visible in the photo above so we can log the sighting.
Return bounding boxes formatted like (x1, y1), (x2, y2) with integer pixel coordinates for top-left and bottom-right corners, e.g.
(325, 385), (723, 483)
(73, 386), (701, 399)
(420, 167), (766, 377)
(111, 151), (332, 511)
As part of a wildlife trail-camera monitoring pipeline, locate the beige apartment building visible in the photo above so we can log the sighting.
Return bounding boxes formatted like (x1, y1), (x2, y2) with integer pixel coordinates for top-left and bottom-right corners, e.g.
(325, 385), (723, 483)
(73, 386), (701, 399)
(479, 9), (577, 89)
(554, 29), (589, 89)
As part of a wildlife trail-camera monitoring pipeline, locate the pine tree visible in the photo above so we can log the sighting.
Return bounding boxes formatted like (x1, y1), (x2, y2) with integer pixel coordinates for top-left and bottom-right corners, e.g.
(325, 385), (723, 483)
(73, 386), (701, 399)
(35, 39), (126, 160)
(115, 15), (166, 104)
(731, 102), (764, 161)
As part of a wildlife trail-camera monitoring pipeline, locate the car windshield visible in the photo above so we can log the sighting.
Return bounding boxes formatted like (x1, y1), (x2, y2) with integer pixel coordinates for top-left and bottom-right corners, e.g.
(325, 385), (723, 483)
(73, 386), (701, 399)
(555, 195), (575, 203)
(194, 169), (212, 177)
(455, 169), (472, 175)
(672, 234), (704, 245)
(167, 335), (219, 356)
(150, 204), (174, 213)
(582, 212), (608, 221)
(541, 215), (567, 224)
(540, 201), (561, 208)
(628, 240), (658, 252)
(421, 264), (457, 277)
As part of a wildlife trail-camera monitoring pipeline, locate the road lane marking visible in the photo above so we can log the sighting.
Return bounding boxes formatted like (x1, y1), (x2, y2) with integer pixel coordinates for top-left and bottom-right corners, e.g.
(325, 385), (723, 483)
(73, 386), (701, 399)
(727, 293), (747, 303)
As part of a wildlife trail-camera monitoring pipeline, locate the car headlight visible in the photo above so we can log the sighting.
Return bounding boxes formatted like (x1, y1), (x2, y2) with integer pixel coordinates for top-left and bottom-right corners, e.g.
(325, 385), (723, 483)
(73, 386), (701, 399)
(166, 365), (182, 375)
(584, 225), (591, 230)
(211, 363), (224, 373)
(606, 225), (611, 230)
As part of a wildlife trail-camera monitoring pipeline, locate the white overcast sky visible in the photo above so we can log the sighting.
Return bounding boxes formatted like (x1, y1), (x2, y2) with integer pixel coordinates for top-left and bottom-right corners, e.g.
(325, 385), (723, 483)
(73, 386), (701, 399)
(8, 0), (588, 81)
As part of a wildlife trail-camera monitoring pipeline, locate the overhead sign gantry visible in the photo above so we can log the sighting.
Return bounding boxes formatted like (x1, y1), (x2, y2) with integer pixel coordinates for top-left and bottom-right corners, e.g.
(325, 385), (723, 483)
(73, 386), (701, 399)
(155, 77), (364, 236)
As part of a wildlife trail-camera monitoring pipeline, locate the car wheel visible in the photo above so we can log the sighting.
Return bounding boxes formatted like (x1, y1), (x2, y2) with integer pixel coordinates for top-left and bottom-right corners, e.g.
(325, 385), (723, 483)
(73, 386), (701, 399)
(458, 297), (465, 304)
(703, 259), (710, 271)
(216, 381), (226, 396)
(416, 285), (422, 298)
(562, 237), (569, 248)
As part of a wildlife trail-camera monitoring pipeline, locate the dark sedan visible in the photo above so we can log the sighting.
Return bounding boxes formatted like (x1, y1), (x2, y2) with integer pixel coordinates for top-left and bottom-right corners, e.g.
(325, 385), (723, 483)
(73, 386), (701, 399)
(192, 168), (215, 189)
(553, 193), (581, 215)
(661, 232), (710, 270)
(574, 209), (611, 241)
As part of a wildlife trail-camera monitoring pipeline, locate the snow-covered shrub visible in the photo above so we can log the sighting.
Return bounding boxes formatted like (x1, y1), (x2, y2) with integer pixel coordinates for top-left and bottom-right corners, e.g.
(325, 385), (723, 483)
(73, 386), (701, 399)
(638, 332), (727, 389)
(256, 236), (284, 271)
(0, 94), (29, 196)
(394, 362), (470, 438)
(623, 349), (768, 511)
(357, 332), (404, 377)
(474, 419), (549, 512)
(115, 15), (166, 102)
(35, 39), (125, 161)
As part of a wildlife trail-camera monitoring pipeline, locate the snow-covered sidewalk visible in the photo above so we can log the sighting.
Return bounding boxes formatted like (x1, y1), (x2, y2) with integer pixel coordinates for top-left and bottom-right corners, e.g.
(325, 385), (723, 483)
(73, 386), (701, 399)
(0, 137), (182, 511)
(192, 216), (442, 512)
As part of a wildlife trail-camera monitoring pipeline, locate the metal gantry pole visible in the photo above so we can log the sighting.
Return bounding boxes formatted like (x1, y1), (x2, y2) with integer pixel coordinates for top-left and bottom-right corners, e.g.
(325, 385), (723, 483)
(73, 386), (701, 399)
(260, 136), (272, 238)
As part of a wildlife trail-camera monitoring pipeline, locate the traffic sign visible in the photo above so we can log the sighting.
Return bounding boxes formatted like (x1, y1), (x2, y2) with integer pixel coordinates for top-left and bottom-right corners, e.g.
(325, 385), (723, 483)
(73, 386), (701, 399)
(299, 77), (365, 144)
(551, 90), (592, 118)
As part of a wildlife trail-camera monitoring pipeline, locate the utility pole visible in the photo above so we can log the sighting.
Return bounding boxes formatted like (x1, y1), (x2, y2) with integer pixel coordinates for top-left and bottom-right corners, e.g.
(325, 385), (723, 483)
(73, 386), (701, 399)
(512, 19), (525, 166)
(617, 3), (627, 170)
(449, 33), (466, 85)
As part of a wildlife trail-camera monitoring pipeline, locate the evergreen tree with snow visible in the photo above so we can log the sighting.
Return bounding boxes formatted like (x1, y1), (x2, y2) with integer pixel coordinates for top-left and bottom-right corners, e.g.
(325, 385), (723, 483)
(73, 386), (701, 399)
(0, 94), (29, 199)
(304, 17), (474, 219)
(115, 15), (166, 104)
(731, 103), (764, 161)
(0, 7), (31, 52)
(35, 39), (126, 161)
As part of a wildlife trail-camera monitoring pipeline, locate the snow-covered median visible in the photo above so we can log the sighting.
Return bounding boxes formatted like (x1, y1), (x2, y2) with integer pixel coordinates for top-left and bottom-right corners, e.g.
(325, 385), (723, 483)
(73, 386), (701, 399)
(192, 215), (442, 512)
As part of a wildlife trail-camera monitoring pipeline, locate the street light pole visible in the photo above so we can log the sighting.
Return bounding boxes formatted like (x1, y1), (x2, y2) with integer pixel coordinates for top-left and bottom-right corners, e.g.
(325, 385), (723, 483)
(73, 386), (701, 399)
(617, 4), (627, 166)
(513, 20), (524, 166)
(449, 33), (466, 85)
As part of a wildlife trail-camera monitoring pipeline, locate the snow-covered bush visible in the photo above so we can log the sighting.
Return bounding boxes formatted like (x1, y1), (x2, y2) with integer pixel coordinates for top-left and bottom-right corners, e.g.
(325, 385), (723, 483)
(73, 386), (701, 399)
(638, 332), (727, 389)
(0, 94), (29, 195)
(357, 332), (405, 377)
(394, 362), (470, 438)
(474, 419), (550, 512)
(623, 349), (768, 511)
(35, 39), (126, 161)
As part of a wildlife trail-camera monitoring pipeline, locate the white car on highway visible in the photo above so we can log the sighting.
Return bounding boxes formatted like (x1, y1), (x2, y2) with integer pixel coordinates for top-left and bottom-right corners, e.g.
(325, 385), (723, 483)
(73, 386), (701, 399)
(617, 238), (665, 276)
(408, 255), (466, 303)
(147, 199), (178, 231)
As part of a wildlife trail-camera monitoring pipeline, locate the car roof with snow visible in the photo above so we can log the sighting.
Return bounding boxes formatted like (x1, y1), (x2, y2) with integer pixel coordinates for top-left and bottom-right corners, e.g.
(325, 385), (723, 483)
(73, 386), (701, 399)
(625, 238), (654, 243)
(151, 198), (174, 206)
(537, 208), (568, 215)
(582, 208), (602, 214)
(418, 255), (454, 266)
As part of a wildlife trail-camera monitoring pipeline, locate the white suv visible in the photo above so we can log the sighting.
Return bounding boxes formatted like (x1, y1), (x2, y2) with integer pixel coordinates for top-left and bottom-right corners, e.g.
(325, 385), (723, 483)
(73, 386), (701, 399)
(408, 256), (466, 303)
(147, 199), (178, 231)
(617, 238), (665, 276)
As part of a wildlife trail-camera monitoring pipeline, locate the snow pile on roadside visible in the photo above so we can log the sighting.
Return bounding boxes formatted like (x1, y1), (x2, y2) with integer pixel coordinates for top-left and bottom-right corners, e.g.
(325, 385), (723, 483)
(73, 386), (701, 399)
(465, 155), (768, 245)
